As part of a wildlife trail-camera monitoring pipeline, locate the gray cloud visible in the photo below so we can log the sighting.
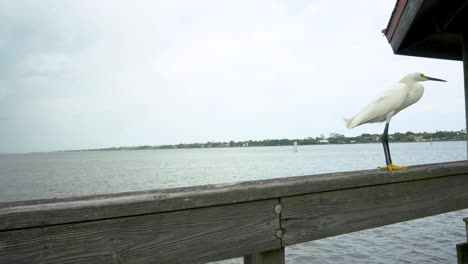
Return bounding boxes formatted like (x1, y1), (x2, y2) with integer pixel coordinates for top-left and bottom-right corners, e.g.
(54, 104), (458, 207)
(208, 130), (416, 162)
(0, 0), (464, 153)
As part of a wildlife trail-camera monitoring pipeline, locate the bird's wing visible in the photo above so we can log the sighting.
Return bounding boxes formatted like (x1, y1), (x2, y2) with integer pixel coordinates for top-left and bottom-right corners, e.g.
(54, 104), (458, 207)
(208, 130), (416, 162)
(347, 83), (409, 128)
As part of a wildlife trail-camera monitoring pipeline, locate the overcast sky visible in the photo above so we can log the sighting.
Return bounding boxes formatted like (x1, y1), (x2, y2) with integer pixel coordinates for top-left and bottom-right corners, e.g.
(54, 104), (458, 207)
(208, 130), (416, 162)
(0, 0), (465, 153)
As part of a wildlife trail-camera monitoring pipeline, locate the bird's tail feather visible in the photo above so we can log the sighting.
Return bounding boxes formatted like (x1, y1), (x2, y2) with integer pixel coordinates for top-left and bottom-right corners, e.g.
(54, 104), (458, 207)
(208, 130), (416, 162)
(344, 117), (354, 129)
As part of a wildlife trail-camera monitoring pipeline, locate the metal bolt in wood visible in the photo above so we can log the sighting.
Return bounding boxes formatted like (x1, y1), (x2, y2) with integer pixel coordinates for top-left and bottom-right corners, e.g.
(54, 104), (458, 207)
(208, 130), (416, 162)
(274, 203), (283, 215)
(275, 228), (284, 239)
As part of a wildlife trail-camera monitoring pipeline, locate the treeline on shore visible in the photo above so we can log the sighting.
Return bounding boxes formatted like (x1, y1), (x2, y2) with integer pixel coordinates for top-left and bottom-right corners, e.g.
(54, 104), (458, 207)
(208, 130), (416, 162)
(86, 129), (466, 151)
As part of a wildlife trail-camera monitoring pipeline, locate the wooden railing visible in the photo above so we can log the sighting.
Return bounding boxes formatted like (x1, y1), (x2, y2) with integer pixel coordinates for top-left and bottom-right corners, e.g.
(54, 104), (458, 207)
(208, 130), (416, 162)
(1, 161), (468, 263)
(457, 217), (468, 264)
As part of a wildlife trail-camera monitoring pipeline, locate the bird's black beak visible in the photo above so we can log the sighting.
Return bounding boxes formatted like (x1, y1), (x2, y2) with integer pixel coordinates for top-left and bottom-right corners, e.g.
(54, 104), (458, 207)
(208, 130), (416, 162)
(426, 76), (447, 82)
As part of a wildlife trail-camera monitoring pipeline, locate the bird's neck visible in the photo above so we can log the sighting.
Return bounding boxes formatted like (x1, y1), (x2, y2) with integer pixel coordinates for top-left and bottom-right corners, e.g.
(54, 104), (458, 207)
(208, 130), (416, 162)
(400, 78), (424, 92)
(399, 76), (417, 86)
(399, 78), (423, 90)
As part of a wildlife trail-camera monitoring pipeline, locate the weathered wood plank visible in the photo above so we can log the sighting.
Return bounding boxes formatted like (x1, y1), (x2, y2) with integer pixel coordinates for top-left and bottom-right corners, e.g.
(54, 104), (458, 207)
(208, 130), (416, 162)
(2, 161), (467, 231)
(243, 247), (285, 264)
(457, 217), (468, 264)
(465, 217), (468, 238)
(1, 162), (468, 263)
(281, 174), (468, 246)
(389, 0), (424, 51)
(458, 243), (468, 264)
(463, 28), (468, 155)
(0, 199), (280, 264)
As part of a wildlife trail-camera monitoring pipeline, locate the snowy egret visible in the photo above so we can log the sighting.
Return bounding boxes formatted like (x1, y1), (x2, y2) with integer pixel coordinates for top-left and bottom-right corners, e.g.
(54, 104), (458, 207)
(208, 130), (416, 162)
(344, 72), (446, 171)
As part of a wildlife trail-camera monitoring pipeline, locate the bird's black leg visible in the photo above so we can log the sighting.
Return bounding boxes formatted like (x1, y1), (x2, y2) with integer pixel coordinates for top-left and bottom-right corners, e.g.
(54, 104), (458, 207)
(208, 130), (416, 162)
(382, 122), (392, 165)
(380, 122), (408, 171)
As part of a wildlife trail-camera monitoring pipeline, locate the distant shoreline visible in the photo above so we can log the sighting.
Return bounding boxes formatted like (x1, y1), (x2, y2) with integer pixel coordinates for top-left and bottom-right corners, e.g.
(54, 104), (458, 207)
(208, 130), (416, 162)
(71, 130), (466, 152)
(69, 139), (466, 152)
(2, 137), (464, 155)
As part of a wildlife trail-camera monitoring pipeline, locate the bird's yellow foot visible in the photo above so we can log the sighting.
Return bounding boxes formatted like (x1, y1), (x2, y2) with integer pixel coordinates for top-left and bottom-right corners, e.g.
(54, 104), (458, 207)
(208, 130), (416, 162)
(379, 164), (409, 171)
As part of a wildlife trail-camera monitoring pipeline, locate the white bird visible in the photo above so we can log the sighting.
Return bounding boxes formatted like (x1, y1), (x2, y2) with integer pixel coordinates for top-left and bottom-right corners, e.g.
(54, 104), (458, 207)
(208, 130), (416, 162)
(345, 72), (446, 171)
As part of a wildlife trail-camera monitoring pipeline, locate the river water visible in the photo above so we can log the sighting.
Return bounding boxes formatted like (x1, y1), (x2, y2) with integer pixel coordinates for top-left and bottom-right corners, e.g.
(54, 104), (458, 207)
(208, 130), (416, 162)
(1, 141), (467, 263)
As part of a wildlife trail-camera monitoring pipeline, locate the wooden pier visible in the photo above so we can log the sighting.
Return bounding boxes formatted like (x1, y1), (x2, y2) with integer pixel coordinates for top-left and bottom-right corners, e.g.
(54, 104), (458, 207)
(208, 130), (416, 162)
(1, 161), (468, 263)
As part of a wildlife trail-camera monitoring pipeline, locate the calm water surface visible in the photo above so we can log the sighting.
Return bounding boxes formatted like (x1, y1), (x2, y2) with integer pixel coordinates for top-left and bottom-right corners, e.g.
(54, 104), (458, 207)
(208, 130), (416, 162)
(1, 141), (467, 263)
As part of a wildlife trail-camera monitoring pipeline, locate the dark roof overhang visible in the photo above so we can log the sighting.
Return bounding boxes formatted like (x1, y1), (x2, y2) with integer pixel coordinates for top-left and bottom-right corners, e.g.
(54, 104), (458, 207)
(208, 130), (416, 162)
(383, 0), (468, 61)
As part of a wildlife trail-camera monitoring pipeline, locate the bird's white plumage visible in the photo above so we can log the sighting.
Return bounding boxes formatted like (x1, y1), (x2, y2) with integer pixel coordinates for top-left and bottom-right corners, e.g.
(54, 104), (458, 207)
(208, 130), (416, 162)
(345, 72), (429, 129)
(346, 83), (409, 128)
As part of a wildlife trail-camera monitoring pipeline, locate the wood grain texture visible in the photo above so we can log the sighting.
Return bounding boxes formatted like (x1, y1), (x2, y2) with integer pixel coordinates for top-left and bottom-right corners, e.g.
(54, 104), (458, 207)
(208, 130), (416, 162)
(281, 174), (468, 247)
(2, 161), (468, 231)
(0, 199), (280, 264)
(1, 162), (468, 263)
(389, 0), (424, 50)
